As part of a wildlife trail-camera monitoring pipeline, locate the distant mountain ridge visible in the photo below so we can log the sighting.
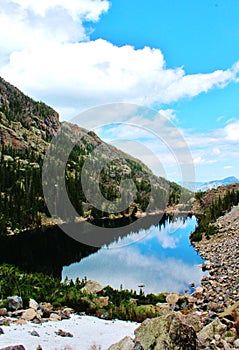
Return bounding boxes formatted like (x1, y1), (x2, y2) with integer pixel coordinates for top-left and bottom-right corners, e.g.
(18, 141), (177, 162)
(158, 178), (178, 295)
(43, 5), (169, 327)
(197, 176), (239, 192)
(179, 176), (239, 192)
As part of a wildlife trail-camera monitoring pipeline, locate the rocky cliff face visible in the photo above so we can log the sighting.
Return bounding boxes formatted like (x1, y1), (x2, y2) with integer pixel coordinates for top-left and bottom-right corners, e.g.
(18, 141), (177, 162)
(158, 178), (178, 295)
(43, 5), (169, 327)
(0, 77), (59, 152)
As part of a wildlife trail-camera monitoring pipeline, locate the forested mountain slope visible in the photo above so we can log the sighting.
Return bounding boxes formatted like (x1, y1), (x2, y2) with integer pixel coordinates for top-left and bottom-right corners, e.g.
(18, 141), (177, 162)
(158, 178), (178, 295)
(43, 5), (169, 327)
(0, 77), (192, 235)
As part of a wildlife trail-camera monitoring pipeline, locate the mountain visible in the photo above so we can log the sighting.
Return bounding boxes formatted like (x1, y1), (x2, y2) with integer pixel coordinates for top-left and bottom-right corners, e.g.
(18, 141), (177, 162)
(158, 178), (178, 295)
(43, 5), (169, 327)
(0, 76), (59, 152)
(0, 76), (192, 235)
(198, 176), (239, 191)
(179, 176), (239, 192)
(197, 176), (239, 192)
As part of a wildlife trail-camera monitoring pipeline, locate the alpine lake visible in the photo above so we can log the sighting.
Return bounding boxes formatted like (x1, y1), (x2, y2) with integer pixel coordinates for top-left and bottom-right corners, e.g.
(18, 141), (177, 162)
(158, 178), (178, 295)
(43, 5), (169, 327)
(0, 213), (206, 295)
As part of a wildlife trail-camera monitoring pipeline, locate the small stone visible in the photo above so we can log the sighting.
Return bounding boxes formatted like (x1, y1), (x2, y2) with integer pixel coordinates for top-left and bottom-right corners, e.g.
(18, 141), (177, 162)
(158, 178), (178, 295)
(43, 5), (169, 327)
(0, 318), (11, 326)
(58, 310), (70, 320)
(29, 299), (38, 311)
(234, 339), (239, 348)
(13, 319), (27, 325)
(63, 308), (74, 315)
(221, 339), (232, 350)
(21, 309), (37, 321)
(166, 293), (179, 305)
(187, 296), (197, 303)
(30, 330), (40, 337)
(50, 313), (61, 321)
(0, 308), (8, 316)
(55, 329), (73, 337)
(39, 302), (53, 317)
(193, 286), (204, 299)
(0, 327), (4, 335)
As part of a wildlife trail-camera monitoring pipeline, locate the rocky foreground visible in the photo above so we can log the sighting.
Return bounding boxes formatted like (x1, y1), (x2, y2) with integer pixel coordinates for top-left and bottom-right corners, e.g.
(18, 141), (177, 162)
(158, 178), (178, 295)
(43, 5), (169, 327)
(110, 205), (239, 349)
(1, 206), (239, 349)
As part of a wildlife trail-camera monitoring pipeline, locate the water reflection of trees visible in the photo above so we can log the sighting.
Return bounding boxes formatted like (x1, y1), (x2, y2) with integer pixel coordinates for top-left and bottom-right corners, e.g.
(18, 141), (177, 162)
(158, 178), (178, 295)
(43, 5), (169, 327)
(0, 214), (191, 278)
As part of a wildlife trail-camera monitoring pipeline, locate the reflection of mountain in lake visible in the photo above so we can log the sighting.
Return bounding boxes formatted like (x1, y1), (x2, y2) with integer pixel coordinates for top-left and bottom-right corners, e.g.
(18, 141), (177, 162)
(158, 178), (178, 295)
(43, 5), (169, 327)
(0, 214), (204, 293)
(0, 214), (179, 278)
(62, 215), (205, 294)
(0, 226), (97, 277)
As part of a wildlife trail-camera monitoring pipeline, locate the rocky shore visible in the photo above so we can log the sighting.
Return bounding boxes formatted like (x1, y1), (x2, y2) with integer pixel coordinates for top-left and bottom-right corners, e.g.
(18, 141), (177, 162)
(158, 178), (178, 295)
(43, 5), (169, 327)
(193, 205), (239, 313)
(109, 205), (239, 349)
(1, 206), (239, 349)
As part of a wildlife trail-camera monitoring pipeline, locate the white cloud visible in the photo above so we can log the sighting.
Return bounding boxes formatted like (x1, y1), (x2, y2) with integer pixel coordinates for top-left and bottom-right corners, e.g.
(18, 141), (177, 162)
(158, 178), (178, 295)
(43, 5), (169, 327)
(0, 0), (110, 56)
(63, 219), (204, 294)
(0, 1), (238, 182)
(96, 114), (239, 181)
(178, 119), (239, 180)
(193, 156), (206, 165)
(216, 115), (226, 122)
(193, 156), (217, 165)
(224, 165), (232, 169)
(225, 120), (239, 141)
(212, 147), (221, 155)
(2, 40), (238, 118)
(0, 1), (239, 118)
(10, 0), (110, 20)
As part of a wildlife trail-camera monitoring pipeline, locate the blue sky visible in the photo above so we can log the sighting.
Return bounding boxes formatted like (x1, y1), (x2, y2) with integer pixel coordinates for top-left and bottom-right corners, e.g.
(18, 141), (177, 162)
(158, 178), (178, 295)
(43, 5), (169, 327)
(0, 0), (239, 182)
(90, 0), (239, 130)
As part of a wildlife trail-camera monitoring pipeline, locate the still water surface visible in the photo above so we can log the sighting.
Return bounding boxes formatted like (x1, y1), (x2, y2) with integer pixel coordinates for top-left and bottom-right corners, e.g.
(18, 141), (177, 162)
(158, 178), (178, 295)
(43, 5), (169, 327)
(62, 215), (205, 294)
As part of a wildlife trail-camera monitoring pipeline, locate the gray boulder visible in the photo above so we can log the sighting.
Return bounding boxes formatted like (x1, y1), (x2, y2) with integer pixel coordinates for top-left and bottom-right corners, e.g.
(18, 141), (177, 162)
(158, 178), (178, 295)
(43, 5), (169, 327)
(134, 311), (197, 349)
(7, 296), (23, 311)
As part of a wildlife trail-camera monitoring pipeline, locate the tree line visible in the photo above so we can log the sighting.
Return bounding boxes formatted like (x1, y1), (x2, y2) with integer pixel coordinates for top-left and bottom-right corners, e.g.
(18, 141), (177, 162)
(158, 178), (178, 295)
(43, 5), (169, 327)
(0, 144), (184, 235)
(190, 188), (239, 242)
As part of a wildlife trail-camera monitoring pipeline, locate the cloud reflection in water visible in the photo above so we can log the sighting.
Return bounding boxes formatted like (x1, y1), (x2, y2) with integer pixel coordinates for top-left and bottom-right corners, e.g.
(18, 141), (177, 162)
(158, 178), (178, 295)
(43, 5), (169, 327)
(63, 216), (205, 294)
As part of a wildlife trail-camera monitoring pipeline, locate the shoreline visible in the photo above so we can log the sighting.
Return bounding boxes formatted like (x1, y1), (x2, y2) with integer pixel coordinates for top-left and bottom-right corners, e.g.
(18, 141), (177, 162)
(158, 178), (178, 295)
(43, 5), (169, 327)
(192, 204), (239, 313)
(5, 204), (192, 237)
(1, 207), (239, 348)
